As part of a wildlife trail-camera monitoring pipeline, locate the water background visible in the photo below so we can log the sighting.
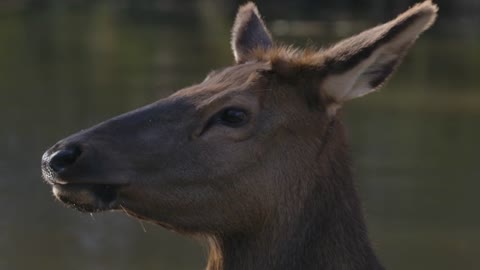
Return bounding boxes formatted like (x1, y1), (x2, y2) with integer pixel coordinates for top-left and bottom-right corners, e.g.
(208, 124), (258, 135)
(0, 1), (479, 269)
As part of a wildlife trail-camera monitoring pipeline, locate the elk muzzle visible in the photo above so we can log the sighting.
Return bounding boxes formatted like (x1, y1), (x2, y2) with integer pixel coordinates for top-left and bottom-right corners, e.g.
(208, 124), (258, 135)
(42, 139), (126, 212)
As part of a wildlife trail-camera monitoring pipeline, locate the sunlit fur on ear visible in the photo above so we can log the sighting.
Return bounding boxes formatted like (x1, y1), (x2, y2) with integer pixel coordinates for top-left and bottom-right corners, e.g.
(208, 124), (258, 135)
(243, 1), (437, 116)
(231, 2), (273, 63)
(321, 1), (438, 108)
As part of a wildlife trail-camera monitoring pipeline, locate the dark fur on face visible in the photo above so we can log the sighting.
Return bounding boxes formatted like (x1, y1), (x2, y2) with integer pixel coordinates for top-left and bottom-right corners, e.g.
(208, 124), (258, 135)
(42, 1), (437, 269)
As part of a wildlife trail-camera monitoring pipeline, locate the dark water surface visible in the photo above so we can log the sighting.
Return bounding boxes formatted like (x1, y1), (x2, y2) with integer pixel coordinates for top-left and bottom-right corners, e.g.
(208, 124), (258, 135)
(1, 2), (479, 270)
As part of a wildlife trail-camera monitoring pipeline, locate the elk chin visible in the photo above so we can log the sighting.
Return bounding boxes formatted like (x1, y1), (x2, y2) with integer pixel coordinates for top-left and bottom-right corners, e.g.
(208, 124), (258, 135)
(52, 183), (121, 213)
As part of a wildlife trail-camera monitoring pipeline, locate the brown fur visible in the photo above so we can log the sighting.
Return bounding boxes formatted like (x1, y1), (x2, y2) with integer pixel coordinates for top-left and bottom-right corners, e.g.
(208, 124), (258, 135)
(41, 2), (437, 269)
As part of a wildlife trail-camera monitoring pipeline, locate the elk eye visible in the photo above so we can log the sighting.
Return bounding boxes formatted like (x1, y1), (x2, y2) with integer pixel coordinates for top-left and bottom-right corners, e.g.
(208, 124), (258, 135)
(218, 108), (249, 127)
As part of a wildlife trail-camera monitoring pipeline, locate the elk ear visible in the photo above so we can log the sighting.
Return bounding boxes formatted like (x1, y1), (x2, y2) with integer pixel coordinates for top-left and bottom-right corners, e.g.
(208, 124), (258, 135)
(231, 2), (273, 63)
(322, 1), (438, 109)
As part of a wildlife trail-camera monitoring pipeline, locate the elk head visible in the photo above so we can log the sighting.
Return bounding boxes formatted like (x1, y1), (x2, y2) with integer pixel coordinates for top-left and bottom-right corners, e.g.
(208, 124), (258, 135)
(42, 2), (437, 237)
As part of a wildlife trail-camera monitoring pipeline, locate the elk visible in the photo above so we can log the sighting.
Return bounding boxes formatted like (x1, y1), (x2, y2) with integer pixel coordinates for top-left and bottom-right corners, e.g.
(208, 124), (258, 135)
(41, 2), (437, 269)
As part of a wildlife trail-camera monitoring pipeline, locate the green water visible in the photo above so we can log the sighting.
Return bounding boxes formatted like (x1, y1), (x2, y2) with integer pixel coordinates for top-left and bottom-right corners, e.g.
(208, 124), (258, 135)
(0, 2), (479, 270)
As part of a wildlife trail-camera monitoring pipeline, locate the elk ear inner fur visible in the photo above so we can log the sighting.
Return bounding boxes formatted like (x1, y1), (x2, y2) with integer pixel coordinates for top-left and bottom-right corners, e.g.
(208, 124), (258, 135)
(231, 2), (273, 63)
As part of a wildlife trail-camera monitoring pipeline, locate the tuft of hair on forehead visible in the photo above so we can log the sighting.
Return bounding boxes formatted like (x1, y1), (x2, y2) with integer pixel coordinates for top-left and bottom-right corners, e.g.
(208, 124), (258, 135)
(251, 45), (327, 75)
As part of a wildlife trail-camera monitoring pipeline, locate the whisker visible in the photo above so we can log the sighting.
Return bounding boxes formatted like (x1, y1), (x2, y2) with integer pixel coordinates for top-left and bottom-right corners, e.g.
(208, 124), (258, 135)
(119, 204), (147, 232)
(139, 220), (147, 233)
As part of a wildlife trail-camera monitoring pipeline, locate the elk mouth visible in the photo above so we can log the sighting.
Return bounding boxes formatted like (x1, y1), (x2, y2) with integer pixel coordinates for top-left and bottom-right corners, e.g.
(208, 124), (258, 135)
(51, 183), (124, 213)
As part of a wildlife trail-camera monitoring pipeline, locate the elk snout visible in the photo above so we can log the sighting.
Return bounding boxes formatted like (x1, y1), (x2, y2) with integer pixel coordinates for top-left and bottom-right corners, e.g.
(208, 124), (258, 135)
(48, 144), (82, 173)
(42, 143), (83, 183)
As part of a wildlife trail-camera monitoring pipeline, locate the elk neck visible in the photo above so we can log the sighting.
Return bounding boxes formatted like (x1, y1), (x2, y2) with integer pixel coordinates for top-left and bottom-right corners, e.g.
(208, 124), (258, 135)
(206, 119), (384, 270)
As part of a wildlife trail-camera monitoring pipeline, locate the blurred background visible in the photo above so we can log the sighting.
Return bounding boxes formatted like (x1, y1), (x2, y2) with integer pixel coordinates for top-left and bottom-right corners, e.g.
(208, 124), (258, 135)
(0, 0), (479, 269)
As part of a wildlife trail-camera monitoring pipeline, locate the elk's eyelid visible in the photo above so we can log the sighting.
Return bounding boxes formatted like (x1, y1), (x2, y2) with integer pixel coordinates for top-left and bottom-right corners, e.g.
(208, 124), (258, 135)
(217, 107), (249, 128)
(198, 107), (249, 137)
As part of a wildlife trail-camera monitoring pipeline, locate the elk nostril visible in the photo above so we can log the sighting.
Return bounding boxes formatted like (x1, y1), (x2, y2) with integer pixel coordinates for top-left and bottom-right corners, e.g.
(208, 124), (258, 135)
(49, 145), (82, 173)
